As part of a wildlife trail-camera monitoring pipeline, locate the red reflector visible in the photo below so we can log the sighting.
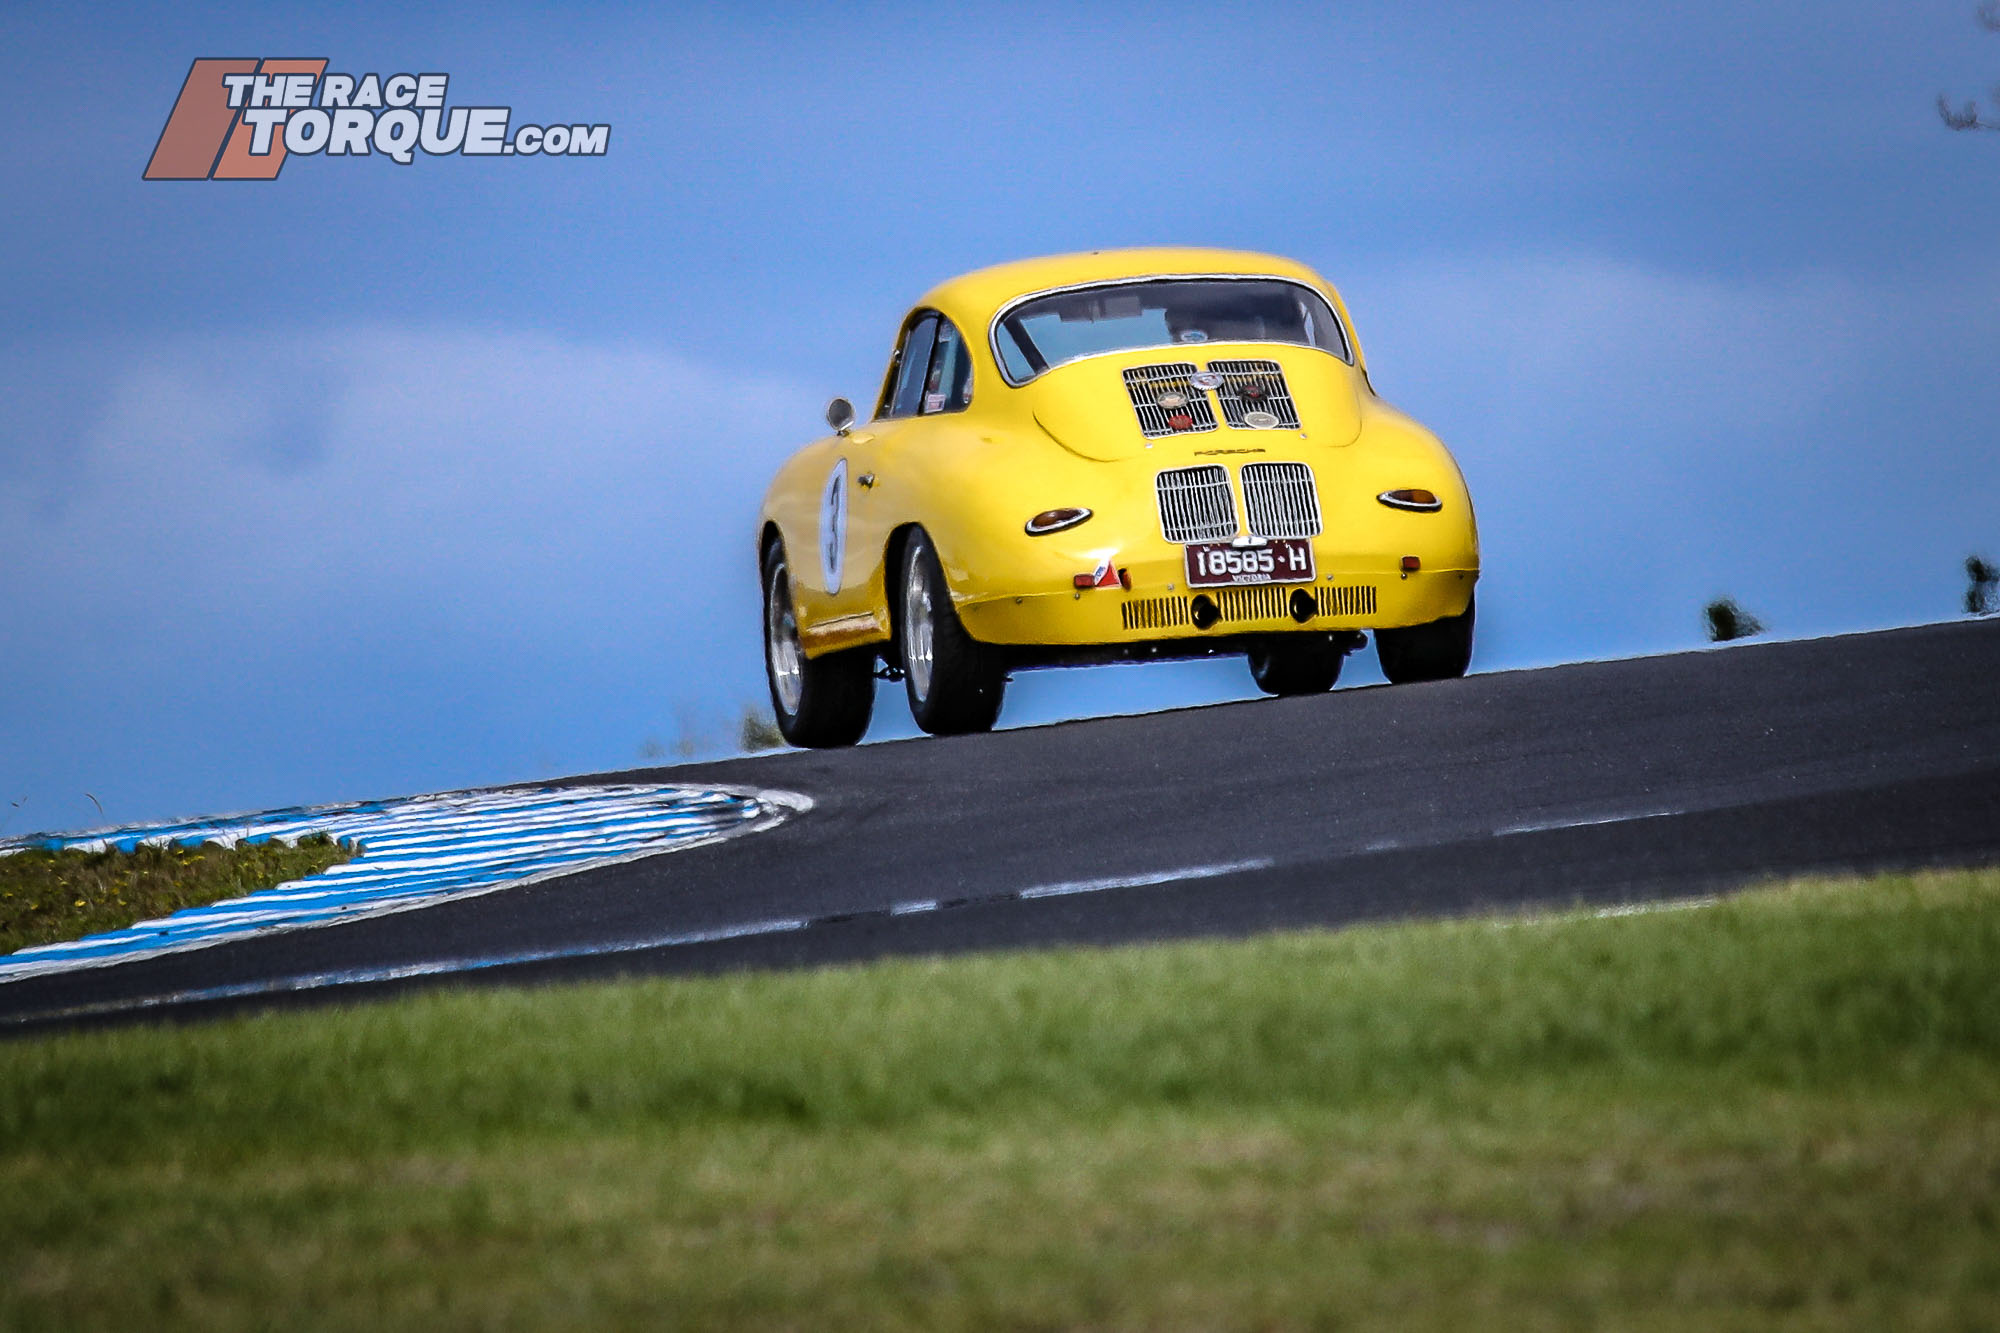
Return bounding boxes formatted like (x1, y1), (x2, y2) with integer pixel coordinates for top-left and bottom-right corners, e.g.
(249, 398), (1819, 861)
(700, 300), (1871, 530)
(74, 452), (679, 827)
(1075, 558), (1120, 590)
(1166, 411), (1194, 430)
(1401, 556), (1421, 572)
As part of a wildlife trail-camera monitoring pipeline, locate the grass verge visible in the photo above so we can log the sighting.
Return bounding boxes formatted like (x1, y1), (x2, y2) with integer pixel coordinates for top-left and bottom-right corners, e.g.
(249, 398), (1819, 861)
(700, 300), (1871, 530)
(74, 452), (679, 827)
(3, 866), (1998, 1329)
(0, 836), (353, 956)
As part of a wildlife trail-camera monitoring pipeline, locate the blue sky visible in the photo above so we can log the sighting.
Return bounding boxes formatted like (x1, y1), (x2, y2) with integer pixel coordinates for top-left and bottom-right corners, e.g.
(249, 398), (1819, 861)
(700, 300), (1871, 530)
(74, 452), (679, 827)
(3, 1), (1997, 832)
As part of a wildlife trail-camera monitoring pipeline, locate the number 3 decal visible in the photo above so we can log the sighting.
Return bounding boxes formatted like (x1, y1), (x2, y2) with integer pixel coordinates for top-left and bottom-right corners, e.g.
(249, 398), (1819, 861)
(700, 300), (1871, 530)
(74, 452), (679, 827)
(820, 457), (848, 595)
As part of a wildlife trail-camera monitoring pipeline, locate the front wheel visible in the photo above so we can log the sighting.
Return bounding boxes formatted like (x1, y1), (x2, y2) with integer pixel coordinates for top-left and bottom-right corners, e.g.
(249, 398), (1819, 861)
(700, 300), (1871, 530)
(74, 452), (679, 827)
(899, 530), (1005, 735)
(762, 542), (874, 748)
(1376, 591), (1475, 684)
(1247, 635), (1344, 696)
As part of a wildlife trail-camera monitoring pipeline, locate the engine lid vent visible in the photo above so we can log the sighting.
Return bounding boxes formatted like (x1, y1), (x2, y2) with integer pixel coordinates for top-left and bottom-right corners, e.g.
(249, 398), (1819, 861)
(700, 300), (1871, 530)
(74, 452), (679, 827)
(1154, 464), (1238, 543)
(1240, 461), (1323, 539)
(1209, 359), (1301, 430)
(1123, 362), (1219, 438)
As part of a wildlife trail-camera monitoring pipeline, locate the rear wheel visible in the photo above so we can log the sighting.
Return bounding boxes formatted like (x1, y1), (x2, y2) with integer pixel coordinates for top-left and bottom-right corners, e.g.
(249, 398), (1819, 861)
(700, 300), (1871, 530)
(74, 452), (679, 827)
(1376, 591), (1475, 684)
(762, 542), (873, 747)
(899, 530), (1005, 735)
(1247, 635), (1344, 696)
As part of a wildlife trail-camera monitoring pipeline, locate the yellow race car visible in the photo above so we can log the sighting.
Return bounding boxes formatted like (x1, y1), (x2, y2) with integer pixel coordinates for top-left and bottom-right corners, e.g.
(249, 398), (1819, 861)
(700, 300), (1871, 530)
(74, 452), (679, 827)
(758, 247), (1478, 746)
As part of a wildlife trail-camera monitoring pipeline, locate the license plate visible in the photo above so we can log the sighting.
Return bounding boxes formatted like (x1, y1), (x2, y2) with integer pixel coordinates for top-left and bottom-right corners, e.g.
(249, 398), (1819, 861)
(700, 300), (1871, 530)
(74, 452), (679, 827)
(1184, 538), (1316, 587)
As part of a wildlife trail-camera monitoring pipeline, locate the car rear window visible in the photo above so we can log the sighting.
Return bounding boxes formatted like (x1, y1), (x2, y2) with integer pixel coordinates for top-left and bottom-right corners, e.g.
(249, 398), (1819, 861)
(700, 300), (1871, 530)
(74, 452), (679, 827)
(994, 277), (1350, 384)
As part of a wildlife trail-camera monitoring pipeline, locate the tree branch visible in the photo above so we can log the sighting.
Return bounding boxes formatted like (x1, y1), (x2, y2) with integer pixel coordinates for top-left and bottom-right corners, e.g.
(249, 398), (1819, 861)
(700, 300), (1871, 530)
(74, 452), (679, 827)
(1938, 93), (2000, 130)
(1940, 3), (2000, 129)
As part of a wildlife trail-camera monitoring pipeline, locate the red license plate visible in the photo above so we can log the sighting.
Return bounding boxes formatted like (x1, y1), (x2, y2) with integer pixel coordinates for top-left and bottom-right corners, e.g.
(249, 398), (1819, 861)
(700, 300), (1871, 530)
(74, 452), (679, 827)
(1184, 538), (1316, 587)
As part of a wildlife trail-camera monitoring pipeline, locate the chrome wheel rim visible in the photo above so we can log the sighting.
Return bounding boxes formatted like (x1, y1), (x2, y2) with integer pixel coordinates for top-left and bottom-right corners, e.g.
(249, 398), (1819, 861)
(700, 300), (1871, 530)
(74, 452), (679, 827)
(765, 558), (804, 716)
(902, 553), (935, 701)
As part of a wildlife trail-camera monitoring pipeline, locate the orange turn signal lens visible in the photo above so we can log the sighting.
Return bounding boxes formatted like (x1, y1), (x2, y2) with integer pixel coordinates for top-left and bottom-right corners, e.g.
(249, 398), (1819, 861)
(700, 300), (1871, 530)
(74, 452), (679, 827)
(1377, 489), (1442, 512)
(1026, 507), (1093, 536)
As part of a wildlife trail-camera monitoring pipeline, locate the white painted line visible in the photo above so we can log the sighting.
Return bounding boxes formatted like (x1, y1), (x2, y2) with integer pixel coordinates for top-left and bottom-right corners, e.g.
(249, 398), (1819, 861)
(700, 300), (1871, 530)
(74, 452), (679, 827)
(4, 916), (818, 1026)
(1591, 895), (1718, 919)
(2, 854), (1292, 1025)
(1495, 894), (1722, 930)
(1018, 857), (1274, 900)
(1492, 809), (1680, 837)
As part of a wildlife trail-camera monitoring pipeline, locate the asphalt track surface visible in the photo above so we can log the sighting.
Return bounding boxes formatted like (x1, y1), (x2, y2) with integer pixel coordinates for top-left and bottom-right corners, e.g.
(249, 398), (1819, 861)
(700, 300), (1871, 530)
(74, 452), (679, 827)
(6, 618), (1998, 1032)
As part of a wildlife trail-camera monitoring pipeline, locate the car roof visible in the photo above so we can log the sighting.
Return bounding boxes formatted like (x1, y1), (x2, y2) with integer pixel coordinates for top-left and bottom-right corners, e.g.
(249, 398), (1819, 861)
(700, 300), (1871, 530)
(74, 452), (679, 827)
(917, 247), (1333, 325)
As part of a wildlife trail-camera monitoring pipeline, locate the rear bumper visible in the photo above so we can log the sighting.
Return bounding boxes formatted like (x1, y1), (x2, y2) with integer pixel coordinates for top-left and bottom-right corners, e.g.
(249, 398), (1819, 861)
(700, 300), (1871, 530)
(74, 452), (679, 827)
(960, 564), (1477, 646)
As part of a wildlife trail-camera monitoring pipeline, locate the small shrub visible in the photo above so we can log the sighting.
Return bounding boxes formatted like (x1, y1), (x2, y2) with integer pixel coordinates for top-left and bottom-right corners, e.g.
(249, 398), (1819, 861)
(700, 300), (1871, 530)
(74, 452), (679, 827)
(739, 705), (786, 753)
(1966, 555), (1998, 616)
(1704, 597), (1764, 642)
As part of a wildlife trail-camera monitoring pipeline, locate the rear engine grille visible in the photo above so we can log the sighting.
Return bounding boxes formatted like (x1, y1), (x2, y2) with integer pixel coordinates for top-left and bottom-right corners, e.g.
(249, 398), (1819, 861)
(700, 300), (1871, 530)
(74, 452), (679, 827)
(1123, 363), (1218, 437)
(1214, 584), (1290, 623)
(1240, 461), (1322, 539)
(1154, 464), (1238, 543)
(1120, 596), (1192, 632)
(1209, 358), (1301, 430)
(1315, 584), (1377, 617)
(1118, 585), (1379, 633)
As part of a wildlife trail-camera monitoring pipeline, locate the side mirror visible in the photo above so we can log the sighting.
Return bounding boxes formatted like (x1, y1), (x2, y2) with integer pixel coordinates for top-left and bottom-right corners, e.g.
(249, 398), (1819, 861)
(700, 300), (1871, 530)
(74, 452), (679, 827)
(825, 397), (855, 436)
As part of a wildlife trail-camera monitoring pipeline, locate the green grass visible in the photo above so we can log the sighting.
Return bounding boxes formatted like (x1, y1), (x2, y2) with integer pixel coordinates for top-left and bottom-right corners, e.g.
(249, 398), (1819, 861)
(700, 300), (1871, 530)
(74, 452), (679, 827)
(3, 867), (1998, 1329)
(0, 835), (353, 956)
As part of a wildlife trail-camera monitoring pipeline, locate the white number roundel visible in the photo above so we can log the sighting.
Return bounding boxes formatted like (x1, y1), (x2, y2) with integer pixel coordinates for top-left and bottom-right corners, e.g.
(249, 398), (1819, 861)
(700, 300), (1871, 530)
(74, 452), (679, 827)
(820, 458), (848, 595)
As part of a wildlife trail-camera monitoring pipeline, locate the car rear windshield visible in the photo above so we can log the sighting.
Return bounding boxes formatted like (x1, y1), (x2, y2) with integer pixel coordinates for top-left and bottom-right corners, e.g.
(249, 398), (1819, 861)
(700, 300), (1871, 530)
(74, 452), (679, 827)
(993, 277), (1350, 383)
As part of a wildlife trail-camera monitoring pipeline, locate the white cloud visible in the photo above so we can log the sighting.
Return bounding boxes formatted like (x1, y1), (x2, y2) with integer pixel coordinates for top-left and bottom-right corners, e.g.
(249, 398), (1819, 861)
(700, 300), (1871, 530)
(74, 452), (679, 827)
(10, 329), (816, 620)
(1341, 253), (2000, 656)
(1350, 254), (1876, 447)
(0, 328), (823, 824)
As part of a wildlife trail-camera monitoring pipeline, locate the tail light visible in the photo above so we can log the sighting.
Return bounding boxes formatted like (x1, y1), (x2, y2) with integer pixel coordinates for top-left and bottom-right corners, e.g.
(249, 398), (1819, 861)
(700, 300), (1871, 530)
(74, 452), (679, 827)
(1026, 507), (1093, 536)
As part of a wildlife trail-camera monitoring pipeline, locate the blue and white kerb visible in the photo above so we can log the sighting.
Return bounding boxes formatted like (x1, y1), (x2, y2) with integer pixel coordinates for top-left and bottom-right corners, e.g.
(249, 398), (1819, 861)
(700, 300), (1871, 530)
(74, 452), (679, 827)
(0, 782), (807, 982)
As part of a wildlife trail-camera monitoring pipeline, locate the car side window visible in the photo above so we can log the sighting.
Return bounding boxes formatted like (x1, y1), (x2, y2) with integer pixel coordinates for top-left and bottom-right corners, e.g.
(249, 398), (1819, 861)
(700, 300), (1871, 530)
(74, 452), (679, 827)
(883, 313), (940, 419)
(921, 318), (973, 414)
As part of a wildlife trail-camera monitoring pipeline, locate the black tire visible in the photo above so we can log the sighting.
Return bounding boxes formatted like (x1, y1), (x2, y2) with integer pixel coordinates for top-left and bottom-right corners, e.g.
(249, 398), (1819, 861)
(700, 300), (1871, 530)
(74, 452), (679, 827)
(761, 542), (873, 748)
(897, 530), (1005, 735)
(1376, 591), (1475, 684)
(1247, 635), (1344, 696)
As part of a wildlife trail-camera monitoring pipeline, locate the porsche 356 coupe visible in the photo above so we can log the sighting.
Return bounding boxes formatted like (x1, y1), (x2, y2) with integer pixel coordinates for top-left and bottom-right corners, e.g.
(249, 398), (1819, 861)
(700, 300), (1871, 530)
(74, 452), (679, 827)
(757, 247), (1478, 746)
